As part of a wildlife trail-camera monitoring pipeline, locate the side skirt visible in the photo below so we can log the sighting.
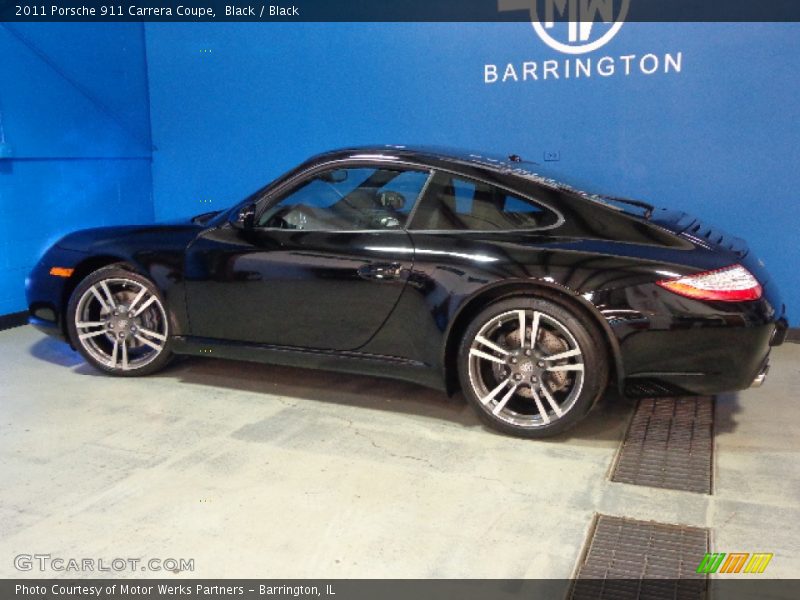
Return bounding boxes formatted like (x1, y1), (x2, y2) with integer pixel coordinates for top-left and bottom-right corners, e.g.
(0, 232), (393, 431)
(171, 336), (446, 391)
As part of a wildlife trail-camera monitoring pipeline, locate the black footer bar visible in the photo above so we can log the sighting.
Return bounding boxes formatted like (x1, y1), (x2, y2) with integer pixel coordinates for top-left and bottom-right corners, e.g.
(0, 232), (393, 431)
(4, 579), (800, 600)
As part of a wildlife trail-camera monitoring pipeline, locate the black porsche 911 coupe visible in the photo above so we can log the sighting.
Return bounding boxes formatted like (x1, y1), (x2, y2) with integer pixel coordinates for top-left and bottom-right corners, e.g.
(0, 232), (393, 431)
(26, 146), (787, 437)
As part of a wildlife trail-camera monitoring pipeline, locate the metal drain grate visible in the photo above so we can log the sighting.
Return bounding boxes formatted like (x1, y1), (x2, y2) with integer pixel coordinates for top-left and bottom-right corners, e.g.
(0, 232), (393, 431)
(611, 397), (714, 494)
(571, 515), (708, 600)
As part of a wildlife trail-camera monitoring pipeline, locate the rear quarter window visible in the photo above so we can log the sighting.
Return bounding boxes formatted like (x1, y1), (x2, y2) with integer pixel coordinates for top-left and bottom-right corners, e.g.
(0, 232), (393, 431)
(409, 172), (560, 231)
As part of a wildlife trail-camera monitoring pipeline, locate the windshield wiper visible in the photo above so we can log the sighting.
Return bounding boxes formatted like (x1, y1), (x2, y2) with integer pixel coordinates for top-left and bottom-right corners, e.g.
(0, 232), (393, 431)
(597, 195), (655, 219)
(192, 210), (221, 225)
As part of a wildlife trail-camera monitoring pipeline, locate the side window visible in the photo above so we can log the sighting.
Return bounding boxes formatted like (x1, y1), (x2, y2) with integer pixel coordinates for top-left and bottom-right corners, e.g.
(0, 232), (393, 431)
(257, 166), (430, 230)
(409, 172), (559, 231)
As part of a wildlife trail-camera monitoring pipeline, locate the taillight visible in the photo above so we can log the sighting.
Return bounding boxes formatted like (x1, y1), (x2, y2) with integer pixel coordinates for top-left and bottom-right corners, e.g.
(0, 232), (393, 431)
(656, 264), (762, 302)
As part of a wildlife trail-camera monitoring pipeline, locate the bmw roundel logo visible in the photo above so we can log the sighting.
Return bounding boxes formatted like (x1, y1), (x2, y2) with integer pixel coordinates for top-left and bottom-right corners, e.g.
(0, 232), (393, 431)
(499, 0), (631, 55)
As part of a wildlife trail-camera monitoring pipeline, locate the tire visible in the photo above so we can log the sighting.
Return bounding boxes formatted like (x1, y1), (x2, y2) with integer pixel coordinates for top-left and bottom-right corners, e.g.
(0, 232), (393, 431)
(66, 264), (173, 377)
(457, 296), (608, 438)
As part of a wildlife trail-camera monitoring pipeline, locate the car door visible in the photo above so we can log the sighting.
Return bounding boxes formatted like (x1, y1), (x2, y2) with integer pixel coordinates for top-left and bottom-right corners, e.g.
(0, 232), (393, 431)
(184, 162), (432, 351)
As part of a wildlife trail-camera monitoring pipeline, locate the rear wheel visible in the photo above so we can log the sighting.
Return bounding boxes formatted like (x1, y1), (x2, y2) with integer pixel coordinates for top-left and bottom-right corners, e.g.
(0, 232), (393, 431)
(458, 297), (608, 438)
(66, 265), (173, 376)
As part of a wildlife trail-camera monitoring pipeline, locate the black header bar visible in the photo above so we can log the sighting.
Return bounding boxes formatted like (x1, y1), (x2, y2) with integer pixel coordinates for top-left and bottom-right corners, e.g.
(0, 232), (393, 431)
(2, 0), (800, 23)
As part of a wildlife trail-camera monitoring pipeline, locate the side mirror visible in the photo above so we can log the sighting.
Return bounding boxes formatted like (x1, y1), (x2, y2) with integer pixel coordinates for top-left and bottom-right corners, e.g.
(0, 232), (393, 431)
(233, 203), (256, 229)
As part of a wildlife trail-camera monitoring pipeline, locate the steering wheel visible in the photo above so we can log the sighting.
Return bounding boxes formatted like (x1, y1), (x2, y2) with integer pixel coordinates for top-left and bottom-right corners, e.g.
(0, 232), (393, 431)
(264, 206), (296, 229)
(377, 191), (406, 211)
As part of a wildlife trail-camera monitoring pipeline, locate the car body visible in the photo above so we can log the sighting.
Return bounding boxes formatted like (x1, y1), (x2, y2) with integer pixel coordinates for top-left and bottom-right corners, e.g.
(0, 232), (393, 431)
(26, 146), (788, 436)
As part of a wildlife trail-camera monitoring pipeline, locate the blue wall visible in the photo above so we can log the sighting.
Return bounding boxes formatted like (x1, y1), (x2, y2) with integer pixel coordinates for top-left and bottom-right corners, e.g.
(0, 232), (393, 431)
(2, 22), (797, 324)
(0, 23), (153, 315)
(146, 22), (799, 324)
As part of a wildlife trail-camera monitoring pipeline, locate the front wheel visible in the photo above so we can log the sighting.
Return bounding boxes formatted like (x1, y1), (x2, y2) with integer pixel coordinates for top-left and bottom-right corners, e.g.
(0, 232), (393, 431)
(458, 297), (608, 438)
(66, 265), (173, 376)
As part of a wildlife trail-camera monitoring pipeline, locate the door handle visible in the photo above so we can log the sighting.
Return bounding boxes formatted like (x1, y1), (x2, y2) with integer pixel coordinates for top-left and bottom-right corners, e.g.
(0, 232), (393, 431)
(358, 262), (404, 281)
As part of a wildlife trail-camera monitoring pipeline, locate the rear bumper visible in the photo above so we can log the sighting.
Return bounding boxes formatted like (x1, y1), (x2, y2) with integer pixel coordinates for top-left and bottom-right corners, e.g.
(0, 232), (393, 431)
(615, 281), (787, 397)
(770, 318), (789, 346)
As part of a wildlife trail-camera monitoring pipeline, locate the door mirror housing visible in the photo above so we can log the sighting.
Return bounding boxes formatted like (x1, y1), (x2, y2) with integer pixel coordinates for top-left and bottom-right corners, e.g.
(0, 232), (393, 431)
(233, 203), (257, 229)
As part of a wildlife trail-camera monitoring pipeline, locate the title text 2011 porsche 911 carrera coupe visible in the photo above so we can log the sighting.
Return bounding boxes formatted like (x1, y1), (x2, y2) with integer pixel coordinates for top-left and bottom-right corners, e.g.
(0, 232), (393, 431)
(26, 146), (788, 438)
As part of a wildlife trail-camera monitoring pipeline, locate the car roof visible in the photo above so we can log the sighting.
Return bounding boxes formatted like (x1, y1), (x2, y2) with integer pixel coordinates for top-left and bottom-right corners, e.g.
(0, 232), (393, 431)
(307, 146), (659, 220)
(311, 145), (591, 194)
(317, 145), (528, 173)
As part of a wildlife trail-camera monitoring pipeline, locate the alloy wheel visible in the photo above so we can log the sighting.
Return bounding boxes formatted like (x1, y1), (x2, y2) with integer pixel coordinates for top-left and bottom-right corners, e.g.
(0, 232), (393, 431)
(73, 277), (168, 371)
(467, 309), (585, 428)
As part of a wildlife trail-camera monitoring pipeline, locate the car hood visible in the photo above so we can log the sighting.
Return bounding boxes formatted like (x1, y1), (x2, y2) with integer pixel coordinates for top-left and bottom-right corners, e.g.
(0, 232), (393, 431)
(55, 222), (204, 253)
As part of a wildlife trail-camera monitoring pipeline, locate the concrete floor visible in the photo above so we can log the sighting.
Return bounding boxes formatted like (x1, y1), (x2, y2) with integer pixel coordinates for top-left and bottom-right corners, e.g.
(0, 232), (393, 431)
(1, 325), (798, 580)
